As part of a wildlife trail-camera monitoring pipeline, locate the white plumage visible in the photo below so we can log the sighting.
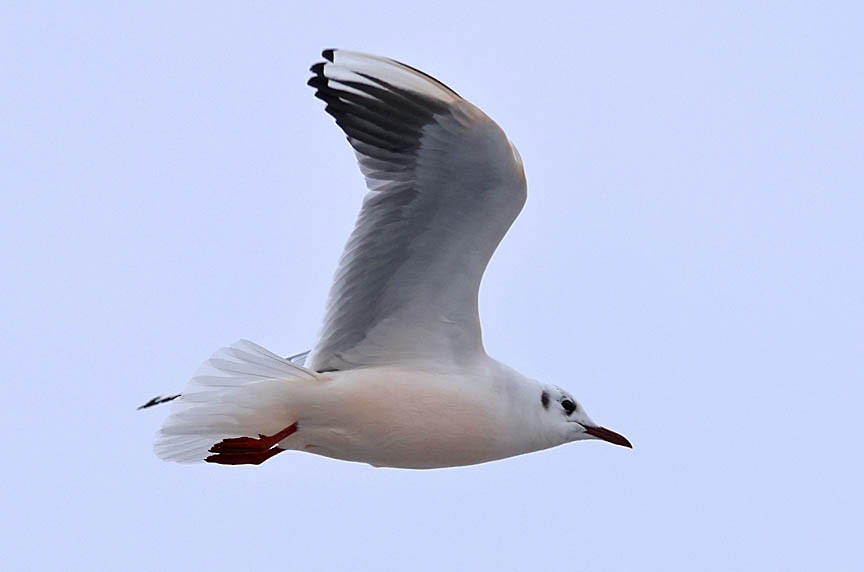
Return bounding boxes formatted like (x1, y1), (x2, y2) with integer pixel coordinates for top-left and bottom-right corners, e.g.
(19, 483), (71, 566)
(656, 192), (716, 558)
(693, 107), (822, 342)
(152, 49), (630, 468)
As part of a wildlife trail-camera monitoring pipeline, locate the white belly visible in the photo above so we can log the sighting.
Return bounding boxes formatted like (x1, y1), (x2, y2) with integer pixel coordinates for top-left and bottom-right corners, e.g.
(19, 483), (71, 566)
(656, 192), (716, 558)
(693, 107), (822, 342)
(277, 367), (511, 469)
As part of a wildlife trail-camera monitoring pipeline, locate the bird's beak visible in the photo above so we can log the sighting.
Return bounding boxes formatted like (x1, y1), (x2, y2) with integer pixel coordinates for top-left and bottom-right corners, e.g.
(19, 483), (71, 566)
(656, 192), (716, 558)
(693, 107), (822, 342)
(584, 425), (632, 448)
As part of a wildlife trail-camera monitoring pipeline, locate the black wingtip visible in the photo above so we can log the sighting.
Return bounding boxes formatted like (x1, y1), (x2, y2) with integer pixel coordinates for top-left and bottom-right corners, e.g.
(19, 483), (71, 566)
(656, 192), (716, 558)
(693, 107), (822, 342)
(322, 48), (336, 62)
(137, 394), (181, 410)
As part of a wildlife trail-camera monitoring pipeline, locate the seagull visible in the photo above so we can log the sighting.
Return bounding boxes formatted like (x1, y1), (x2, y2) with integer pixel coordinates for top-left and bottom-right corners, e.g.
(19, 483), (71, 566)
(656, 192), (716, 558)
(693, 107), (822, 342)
(151, 49), (631, 469)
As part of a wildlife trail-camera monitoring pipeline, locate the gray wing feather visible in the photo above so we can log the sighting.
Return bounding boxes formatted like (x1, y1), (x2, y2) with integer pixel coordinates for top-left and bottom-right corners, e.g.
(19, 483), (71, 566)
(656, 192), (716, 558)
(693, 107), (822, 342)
(287, 350), (310, 365)
(307, 50), (527, 372)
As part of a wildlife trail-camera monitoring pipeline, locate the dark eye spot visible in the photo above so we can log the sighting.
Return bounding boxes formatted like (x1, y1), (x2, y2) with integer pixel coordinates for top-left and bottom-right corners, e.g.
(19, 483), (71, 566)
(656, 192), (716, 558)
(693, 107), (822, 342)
(562, 399), (576, 415)
(541, 391), (550, 410)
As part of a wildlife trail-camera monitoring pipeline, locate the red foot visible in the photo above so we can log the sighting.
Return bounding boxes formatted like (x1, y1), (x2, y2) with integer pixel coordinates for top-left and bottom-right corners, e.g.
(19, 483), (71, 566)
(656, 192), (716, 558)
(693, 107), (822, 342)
(205, 446), (286, 465)
(205, 422), (298, 465)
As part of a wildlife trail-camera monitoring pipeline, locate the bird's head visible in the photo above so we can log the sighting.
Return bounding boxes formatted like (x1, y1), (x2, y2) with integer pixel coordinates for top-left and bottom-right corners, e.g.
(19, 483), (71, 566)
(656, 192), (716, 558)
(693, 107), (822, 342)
(539, 385), (632, 448)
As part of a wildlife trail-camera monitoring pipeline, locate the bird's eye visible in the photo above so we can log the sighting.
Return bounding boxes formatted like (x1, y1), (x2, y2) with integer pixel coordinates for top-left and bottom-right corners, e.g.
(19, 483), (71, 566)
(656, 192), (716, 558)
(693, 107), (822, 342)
(562, 399), (576, 415)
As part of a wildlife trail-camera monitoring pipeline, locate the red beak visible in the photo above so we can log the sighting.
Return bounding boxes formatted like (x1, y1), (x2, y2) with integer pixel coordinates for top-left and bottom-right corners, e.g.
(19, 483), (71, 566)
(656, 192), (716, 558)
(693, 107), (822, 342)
(585, 426), (632, 448)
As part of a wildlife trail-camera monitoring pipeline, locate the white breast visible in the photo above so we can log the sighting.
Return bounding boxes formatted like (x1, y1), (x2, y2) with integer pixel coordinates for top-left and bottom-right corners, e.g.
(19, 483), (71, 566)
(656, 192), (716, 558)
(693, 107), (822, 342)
(277, 364), (525, 469)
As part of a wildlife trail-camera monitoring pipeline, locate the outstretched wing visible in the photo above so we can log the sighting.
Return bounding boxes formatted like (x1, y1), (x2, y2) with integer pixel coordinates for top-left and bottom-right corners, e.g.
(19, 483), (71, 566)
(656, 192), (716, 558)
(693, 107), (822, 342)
(307, 50), (527, 372)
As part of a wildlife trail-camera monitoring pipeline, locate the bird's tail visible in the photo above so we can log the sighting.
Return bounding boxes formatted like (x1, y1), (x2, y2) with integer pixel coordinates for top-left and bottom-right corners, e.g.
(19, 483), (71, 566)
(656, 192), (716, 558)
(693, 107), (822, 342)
(153, 340), (320, 463)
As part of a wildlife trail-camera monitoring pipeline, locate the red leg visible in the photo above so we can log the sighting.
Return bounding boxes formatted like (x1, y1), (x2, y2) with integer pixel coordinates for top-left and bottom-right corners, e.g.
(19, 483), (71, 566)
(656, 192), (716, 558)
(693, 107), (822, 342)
(205, 422), (298, 465)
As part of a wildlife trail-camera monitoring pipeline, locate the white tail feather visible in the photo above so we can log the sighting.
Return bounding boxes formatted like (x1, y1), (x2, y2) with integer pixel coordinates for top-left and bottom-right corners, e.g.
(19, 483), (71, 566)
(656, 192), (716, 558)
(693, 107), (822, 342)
(154, 340), (320, 463)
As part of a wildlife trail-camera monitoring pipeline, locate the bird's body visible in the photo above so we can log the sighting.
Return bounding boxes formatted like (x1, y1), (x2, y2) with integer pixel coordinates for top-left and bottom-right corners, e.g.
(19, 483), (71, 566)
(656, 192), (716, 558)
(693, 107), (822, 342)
(152, 49), (630, 468)
(274, 360), (540, 469)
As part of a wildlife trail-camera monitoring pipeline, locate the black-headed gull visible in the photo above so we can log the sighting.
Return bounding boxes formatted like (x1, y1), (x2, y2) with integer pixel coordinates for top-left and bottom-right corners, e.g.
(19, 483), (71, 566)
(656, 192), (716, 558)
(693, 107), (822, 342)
(151, 49), (631, 469)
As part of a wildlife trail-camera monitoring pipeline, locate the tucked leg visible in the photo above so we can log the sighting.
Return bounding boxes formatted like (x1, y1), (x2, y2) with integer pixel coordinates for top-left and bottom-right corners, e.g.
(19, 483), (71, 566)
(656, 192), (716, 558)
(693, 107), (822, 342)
(205, 422), (298, 465)
(205, 446), (286, 465)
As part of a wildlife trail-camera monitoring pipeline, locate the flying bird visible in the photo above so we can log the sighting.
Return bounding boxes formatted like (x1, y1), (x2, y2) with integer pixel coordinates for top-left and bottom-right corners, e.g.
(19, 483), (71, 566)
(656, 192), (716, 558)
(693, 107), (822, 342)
(151, 49), (631, 469)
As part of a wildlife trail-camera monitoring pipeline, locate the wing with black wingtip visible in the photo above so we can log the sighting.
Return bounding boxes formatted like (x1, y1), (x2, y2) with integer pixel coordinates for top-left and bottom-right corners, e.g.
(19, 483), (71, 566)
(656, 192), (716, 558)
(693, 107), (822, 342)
(306, 50), (527, 372)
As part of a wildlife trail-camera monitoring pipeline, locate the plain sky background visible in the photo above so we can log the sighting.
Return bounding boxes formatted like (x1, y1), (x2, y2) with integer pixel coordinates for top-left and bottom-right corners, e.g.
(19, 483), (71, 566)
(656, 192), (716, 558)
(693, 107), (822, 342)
(2, 2), (862, 571)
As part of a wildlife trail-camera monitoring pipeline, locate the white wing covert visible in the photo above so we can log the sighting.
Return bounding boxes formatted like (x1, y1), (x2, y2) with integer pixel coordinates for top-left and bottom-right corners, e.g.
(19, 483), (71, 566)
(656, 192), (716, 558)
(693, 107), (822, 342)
(307, 50), (527, 372)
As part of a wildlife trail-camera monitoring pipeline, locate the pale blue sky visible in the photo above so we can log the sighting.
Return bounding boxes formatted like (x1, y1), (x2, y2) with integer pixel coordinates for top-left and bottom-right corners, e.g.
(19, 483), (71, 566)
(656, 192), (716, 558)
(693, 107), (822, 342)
(2, 2), (862, 571)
